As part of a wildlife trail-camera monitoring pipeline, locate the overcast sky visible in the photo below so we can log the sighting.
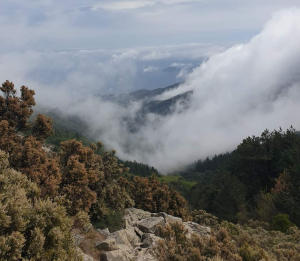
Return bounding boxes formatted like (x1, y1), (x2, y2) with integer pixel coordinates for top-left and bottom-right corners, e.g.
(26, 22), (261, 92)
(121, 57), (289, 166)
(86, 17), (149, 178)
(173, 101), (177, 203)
(1, 0), (300, 100)
(1, 0), (300, 51)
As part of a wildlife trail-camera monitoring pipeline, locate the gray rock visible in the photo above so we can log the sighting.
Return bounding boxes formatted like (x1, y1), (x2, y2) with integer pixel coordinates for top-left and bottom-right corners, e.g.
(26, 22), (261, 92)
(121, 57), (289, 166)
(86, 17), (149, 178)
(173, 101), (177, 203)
(141, 233), (162, 249)
(101, 249), (135, 261)
(124, 227), (141, 247)
(183, 221), (211, 238)
(74, 234), (84, 246)
(82, 253), (94, 261)
(110, 229), (132, 247)
(134, 227), (144, 238)
(97, 228), (110, 237)
(151, 212), (182, 224)
(138, 217), (165, 234)
(96, 238), (116, 251)
(124, 208), (152, 227)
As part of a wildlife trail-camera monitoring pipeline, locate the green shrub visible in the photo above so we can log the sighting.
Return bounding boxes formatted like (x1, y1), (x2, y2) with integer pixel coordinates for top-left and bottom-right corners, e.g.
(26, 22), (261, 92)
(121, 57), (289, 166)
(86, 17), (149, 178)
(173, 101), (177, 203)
(271, 214), (294, 233)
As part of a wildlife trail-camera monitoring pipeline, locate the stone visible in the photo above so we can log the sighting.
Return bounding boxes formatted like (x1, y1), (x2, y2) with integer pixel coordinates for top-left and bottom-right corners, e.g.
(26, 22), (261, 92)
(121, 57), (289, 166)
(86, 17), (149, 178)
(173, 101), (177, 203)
(138, 217), (165, 234)
(101, 249), (135, 261)
(74, 234), (84, 246)
(96, 238), (116, 251)
(124, 208), (151, 227)
(151, 212), (182, 224)
(134, 227), (144, 238)
(97, 228), (110, 237)
(110, 229), (132, 247)
(141, 233), (162, 249)
(82, 253), (94, 261)
(124, 227), (141, 246)
(183, 221), (211, 238)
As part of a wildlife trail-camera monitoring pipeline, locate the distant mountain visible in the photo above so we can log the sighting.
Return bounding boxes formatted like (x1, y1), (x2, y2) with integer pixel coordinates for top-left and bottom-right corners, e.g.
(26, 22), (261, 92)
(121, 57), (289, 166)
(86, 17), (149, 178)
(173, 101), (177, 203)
(34, 82), (193, 142)
(98, 82), (193, 132)
(99, 82), (183, 106)
(99, 82), (192, 116)
(162, 66), (194, 74)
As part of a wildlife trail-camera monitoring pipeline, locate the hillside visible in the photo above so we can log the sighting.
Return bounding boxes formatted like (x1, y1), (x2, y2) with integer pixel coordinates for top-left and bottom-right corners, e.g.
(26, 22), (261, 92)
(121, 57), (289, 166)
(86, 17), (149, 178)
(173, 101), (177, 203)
(1, 81), (300, 261)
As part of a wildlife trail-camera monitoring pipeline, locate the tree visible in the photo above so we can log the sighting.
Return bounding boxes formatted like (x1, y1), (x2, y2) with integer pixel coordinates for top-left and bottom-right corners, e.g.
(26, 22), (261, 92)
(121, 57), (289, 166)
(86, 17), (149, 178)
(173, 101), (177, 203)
(61, 155), (97, 215)
(32, 114), (55, 141)
(129, 175), (189, 220)
(0, 80), (35, 131)
(9, 135), (61, 198)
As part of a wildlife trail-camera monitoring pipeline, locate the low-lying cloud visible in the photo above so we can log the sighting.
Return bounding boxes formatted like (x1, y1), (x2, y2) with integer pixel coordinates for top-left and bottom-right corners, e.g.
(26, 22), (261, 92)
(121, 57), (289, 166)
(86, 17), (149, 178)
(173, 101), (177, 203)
(67, 8), (300, 173)
(2, 8), (300, 173)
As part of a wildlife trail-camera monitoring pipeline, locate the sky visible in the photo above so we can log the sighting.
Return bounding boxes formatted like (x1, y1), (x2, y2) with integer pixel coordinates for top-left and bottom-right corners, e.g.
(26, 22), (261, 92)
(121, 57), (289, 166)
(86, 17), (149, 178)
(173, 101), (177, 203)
(1, 1), (300, 172)
(1, 0), (300, 99)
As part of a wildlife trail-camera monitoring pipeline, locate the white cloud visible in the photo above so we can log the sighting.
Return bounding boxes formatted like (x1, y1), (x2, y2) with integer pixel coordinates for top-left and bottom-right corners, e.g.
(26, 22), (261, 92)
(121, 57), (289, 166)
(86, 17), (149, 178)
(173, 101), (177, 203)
(91, 1), (153, 11)
(143, 66), (158, 73)
(69, 8), (300, 173)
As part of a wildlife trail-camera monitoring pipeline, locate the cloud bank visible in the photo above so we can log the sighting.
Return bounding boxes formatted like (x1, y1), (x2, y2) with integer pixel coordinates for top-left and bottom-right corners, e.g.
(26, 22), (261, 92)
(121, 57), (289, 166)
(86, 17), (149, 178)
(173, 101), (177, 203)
(67, 8), (300, 173)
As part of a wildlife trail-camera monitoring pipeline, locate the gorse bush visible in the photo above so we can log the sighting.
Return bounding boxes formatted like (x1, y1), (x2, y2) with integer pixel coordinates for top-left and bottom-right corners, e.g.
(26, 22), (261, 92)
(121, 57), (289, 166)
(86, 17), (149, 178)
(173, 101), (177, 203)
(0, 150), (82, 260)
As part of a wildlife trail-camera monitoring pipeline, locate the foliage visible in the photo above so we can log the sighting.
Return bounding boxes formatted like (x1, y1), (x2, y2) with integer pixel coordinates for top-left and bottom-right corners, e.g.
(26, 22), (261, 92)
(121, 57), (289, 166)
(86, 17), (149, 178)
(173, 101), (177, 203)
(121, 159), (161, 177)
(126, 175), (190, 220)
(222, 220), (300, 261)
(0, 150), (81, 260)
(32, 113), (55, 141)
(192, 209), (220, 229)
(0, 80), (35, 131)
(92, 209), (125, 232)
(184, 127), (300, 226)
(154, 222), (241, 261)
(271, 214), (294, 233)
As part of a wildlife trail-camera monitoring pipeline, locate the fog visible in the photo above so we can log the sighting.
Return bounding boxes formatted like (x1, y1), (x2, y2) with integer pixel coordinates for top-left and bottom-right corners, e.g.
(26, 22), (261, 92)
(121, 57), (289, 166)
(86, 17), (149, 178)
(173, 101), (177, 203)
(2, 8), (300, 173)
(63, 8), (300, 173)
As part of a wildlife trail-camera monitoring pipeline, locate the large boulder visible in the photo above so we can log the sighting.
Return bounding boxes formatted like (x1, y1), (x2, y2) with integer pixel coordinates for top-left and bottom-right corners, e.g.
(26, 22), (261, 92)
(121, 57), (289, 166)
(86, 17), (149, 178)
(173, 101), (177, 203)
(138, 217), (165, 234)
(96, 238), (116, 251)
(125, 227), (141, 247)
(141, 233), (162, 249)
(124, 208), (152, 227)
(151, 212), (182, 224)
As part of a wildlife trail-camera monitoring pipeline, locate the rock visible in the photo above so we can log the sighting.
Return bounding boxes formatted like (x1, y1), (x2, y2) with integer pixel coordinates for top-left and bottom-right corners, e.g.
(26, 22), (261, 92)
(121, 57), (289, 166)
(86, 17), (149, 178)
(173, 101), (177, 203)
(110, 230), (132, 247)
(134, 227), (144, 238)
(101, 249), (135, 261)
(115, 244), (132, 251)
(124, 227), (141, 247)
(97, 228), (110, 237)
(124, 208), (151, 227)
(183, 221), (211, 238)
(74, 234), (84, 246)
(138, 217), (165, 234)
(141, 233), (162, 249)
(151, 212), (182, 224)
(82, 253), (94, 261)
(96, 238), (116, 251)
(132, 249), (158, 261)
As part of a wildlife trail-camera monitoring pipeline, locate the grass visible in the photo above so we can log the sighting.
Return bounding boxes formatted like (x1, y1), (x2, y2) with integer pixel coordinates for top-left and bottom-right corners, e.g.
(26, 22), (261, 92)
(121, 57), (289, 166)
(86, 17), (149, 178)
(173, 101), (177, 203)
(158, 175), (197, 190)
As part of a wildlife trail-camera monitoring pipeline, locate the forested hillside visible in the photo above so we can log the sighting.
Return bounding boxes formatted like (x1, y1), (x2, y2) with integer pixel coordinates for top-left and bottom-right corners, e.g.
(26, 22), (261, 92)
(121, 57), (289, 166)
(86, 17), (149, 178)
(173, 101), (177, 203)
(180, 128), (300, 228)
(1, 80), (300, 261)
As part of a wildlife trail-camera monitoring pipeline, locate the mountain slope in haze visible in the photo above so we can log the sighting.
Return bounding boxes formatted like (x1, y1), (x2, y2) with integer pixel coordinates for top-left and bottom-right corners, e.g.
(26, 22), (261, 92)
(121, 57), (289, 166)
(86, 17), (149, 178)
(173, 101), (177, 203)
(100, 82), (183, 105)
(99, 82), (192, 116)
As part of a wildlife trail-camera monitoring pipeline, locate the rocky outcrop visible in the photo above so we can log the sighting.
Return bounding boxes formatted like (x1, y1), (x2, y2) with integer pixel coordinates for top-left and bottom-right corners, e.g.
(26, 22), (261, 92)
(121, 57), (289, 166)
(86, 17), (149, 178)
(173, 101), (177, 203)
(96, 208), (211, 261)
